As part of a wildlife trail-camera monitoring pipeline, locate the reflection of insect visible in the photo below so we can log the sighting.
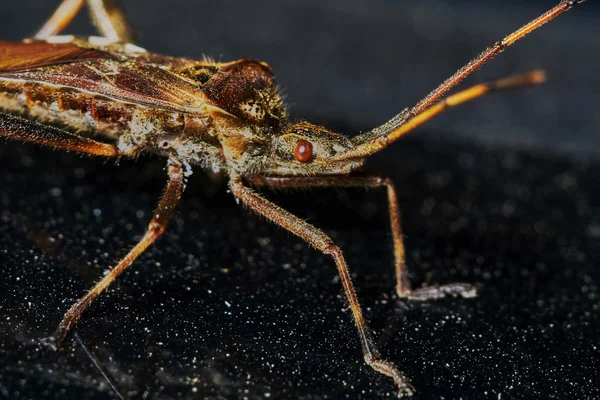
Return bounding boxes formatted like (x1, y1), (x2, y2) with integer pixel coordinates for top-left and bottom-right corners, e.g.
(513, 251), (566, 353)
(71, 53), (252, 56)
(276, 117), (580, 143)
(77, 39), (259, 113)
(0, 0), (585, 396)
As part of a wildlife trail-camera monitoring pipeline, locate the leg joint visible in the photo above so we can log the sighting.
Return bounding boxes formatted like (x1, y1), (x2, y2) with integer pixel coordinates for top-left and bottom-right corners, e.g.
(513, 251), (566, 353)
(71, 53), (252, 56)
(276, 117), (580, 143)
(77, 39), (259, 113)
(148, 220), (166, 236)
(380, 176), (395, 188)
(322, 242), (340, 256)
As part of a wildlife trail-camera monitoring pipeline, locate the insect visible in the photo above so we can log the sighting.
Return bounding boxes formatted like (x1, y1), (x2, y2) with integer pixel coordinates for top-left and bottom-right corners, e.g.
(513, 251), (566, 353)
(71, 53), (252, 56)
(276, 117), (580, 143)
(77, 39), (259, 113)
(0, 0), (585, 397)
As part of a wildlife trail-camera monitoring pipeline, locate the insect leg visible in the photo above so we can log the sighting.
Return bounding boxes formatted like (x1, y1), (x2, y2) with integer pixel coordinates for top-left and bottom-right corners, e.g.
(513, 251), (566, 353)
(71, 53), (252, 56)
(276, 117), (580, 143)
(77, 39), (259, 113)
(230, 176), (416, 397)
(86, 0), (135, 43)
(340, 70), (546, 159)
(248, 175), (475, 300)
(33, 0), (134, 43)
(46, 158), (186, 348)
(0, 112), (118, 157)
(34, 0), (85, 40)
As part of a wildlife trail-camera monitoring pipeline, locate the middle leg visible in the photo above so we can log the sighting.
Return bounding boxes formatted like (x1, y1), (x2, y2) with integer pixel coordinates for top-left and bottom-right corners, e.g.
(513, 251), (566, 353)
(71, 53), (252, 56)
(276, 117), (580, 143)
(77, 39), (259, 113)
(46, 157), (186, 348)
(231, 176), (415, 397)
(248, 174), (476, 300)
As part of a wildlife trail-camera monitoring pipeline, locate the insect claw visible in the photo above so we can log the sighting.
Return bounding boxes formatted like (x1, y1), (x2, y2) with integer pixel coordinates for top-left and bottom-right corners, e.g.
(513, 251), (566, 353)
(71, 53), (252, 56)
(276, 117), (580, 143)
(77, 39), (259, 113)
(38, 335), (60, 351)
(397, 381), (417, 398)
(405, 283), (478, 301)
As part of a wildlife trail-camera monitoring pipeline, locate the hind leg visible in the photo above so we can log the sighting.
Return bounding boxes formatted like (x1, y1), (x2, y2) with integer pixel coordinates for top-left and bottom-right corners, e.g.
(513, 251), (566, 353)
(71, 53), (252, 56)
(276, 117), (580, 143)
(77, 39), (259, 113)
(35, 0), (134, 43)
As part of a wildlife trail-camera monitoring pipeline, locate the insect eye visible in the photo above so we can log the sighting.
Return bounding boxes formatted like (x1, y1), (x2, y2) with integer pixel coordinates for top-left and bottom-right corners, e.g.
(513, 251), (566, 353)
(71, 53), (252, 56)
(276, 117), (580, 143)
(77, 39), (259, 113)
(293, 140), (313, 163)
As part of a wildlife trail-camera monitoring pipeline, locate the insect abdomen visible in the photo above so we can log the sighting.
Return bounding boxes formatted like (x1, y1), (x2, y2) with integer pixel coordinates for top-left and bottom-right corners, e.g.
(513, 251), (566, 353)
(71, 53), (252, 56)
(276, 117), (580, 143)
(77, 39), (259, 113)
(0, 79), (186, 143)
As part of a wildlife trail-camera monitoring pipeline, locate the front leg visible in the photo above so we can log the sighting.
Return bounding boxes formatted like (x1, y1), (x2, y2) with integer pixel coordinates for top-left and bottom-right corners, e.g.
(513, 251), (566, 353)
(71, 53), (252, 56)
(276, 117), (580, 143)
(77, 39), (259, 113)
(44, 157), (186, 348)
(247, 174), (477, 300)
(230, 176), (415, 398)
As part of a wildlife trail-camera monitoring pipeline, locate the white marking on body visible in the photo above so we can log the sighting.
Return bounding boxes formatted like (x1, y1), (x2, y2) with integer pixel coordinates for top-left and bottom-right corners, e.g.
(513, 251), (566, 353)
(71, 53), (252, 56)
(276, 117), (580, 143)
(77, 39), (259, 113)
(29, 103), (51, 120)
(118, 109), (156, 154)
(49, 101), (60, 118)
(333, 144), (348, 153)
(16, 93), (27, 106)
(129, 109), (156, 137)
(0, 91), (27, 114)
(182, 159), (193, 178)
(240, 101), (265, 120)
(62, 109), (95, 129)
(117, 136), (137, 154)
(84, 111), (95, 127)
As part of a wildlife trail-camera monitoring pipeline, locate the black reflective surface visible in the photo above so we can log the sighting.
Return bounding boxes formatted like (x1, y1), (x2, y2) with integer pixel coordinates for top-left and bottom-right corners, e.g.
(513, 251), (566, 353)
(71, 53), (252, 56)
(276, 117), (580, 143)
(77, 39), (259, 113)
(1, 1), (600, 399)
(2, 136), (600, 399)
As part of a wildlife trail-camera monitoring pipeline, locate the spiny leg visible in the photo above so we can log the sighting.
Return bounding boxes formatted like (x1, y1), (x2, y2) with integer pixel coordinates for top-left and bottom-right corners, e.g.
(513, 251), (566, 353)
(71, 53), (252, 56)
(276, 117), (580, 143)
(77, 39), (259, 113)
(34, 0), (135, 43)
(230, 176), (415, 397)
(45, 158), (186, 348)
(248, 175), (475, 300)
(340, 70), (546, 159)
(0, 112), (118, 156)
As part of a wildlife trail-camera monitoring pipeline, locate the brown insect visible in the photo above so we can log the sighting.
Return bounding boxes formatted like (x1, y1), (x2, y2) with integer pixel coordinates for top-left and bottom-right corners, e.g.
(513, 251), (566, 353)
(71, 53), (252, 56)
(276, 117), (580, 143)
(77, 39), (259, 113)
(0, 0), (585, 396)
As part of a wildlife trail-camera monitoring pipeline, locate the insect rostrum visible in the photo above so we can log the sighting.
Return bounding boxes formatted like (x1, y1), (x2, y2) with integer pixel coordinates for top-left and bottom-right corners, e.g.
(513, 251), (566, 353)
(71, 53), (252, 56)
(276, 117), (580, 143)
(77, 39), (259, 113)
(0, 0), (585, 397)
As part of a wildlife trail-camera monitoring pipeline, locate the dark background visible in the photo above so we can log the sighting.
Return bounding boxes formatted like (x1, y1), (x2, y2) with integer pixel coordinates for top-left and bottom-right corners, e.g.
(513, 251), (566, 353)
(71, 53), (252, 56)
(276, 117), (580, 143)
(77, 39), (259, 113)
(0, 1), (599, 399)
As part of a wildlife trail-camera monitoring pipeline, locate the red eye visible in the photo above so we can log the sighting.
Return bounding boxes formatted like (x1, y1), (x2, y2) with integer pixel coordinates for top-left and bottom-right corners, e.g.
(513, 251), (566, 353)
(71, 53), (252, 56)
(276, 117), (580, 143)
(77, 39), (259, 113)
(293, 140), (313, 163)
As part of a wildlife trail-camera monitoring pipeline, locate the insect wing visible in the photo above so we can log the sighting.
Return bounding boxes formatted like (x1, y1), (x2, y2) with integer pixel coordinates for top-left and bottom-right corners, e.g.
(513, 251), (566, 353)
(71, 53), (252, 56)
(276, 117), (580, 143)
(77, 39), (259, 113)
(0, 41), (111, 71)
(0, 40), (208, 114)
